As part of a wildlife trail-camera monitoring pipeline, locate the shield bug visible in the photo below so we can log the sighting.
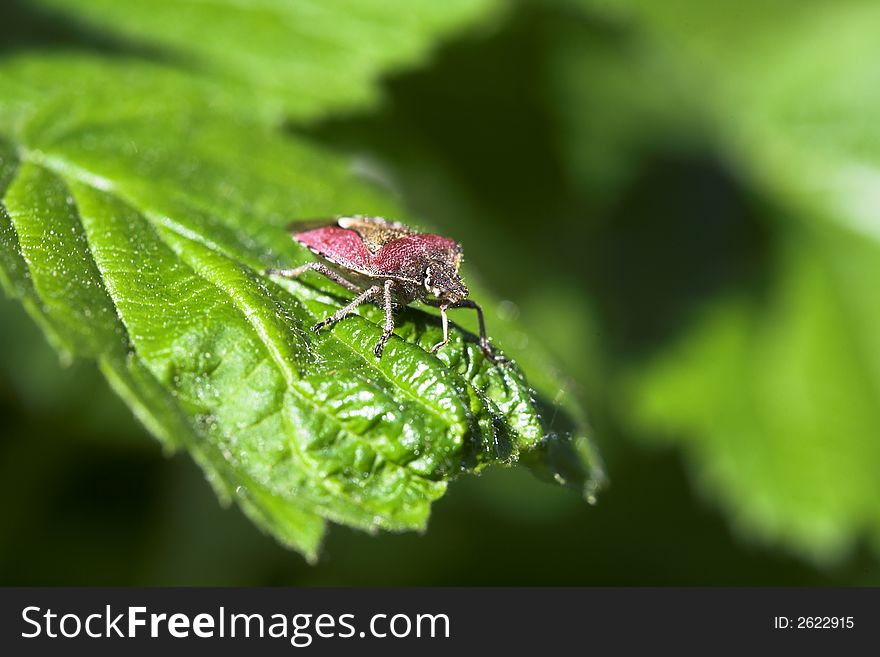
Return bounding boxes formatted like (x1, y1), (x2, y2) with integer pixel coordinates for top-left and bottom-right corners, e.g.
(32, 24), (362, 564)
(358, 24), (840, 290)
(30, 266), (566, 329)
(266, 215), (505, 363)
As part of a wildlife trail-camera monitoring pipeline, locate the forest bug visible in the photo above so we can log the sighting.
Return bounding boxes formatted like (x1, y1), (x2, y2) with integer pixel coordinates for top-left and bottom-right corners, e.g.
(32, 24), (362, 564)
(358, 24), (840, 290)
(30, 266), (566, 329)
(266, 215), (504, 363)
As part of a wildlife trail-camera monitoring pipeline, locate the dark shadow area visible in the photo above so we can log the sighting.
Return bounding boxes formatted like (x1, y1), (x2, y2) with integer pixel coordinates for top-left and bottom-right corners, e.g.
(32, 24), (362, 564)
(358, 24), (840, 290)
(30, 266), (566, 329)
(578, 154), (776, 359)
(0, 430), (162, 585)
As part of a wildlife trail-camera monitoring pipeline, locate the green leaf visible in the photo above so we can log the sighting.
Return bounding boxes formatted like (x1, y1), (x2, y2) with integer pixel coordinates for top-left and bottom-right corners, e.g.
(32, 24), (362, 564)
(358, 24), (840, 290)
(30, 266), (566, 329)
(0, 10), (601, 559)
(630, 220), (880, 561)
(30, 0), (503, 121)
(569, 0), (880, 561)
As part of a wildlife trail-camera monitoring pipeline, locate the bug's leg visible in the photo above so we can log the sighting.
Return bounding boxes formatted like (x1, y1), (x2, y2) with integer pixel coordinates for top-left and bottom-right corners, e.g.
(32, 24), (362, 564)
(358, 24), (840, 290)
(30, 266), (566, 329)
(422, 297), (507, 364)
(265, 262), (361, 293)
(452, 299), (508, 364)
(428, 304), (450, 354)
(373, 280), (396, 359)
(313, 285), (381, 332)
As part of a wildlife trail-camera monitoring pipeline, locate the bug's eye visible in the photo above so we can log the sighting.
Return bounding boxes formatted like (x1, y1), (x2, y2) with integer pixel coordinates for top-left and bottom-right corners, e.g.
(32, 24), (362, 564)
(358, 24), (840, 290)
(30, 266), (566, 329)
(423, 268), (433, 292)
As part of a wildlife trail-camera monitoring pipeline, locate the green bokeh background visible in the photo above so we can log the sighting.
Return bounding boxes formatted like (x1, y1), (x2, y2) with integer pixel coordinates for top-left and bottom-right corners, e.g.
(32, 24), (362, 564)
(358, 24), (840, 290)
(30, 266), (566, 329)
(2, 0), (880, 585)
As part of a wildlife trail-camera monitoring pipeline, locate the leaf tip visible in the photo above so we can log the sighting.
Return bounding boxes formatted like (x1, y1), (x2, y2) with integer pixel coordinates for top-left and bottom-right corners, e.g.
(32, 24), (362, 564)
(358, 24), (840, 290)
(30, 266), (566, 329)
(524, 432), (607, 503)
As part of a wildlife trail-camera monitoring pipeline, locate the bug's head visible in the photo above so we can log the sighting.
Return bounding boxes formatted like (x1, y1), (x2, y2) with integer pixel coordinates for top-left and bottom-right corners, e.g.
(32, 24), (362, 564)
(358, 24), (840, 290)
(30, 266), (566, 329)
(423, 263), (468, 305)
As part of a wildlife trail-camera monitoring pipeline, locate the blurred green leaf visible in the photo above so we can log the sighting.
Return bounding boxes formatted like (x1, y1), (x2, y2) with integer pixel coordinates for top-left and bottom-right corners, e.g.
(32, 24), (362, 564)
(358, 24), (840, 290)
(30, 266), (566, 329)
(563, 0), (880, 561)
(541, 3), (700, 206)
(631, 220), (880, 561)
(0, 6), (601, 561)
(30, 0), (502, 121)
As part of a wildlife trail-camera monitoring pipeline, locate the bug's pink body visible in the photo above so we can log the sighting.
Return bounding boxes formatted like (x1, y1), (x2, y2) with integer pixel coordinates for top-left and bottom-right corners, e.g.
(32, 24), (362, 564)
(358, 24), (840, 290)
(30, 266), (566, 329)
(295, 226), (459, 277)
(269, 215), (502, 362)
(295, 226), (373, 268)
